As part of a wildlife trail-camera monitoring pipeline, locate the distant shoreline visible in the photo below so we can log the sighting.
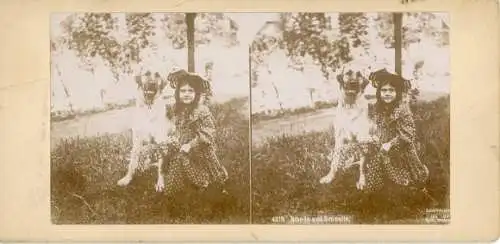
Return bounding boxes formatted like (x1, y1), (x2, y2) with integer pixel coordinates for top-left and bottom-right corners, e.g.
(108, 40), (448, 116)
(51, 89), (446, 124)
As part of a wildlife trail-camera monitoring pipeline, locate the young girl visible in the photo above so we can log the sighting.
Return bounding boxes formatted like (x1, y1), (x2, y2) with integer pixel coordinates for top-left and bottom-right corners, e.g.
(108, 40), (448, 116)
(162, 69), (229, 196)
(334, 69), (432, 222)
(367, 68), (429, 190)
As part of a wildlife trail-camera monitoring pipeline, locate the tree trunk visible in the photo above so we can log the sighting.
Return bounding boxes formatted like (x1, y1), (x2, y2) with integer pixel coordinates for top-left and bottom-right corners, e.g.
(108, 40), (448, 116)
(394, 12), (411, 109)
(393, 12), (403, 76)
(270, 79), (283, 111)
(54, 61), (74, 113)
(309, 88), (314, 108)
(186, 13), (196, 72)
(100, 89), (106, 105)
(61, 80), (74, 113)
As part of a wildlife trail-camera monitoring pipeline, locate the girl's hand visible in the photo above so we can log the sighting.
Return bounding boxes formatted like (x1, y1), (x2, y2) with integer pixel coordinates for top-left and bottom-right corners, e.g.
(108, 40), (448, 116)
(381, 142), (392, 152)
(180, 143), (191, 153)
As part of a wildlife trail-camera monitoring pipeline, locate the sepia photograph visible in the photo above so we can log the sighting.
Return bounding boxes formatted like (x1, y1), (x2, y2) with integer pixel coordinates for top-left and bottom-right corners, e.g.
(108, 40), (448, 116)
(50, 12), (251, 224)
(2, 0), (499, 240)
(251, 12), (450, 224)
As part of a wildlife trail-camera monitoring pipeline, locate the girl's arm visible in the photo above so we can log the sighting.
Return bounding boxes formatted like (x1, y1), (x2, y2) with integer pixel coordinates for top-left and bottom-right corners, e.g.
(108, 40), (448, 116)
(187, 105), (216, 148)
(388, 107), (416, 147)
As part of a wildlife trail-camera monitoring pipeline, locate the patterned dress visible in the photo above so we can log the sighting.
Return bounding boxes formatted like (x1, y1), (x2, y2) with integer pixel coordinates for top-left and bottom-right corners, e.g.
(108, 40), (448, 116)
(361, 103), (429, 192)
(135, 139), (179, 172)
(162, 104), (228, 196)
(328, 141), (378, 172)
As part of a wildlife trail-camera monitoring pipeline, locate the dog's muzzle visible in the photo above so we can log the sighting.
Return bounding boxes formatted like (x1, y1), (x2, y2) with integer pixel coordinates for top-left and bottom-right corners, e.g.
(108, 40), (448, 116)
(142, 82), (159, 104)
(342, 81), (362, 106)
(343, 82), (361, 94)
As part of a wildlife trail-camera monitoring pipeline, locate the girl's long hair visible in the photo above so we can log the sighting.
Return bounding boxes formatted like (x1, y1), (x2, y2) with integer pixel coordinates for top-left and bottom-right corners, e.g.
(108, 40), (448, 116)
(374, 79), (404, 115)
(173, 78), (203, 116)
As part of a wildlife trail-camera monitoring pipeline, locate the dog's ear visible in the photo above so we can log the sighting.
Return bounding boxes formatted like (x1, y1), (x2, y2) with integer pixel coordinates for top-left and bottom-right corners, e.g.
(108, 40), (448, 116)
(354, 70), (368, 92)
(154, 72), (167, 91)
(135, 75), (142, 89)
(358, 71), (369, 92)
(361, 77), (369, 92)
(159, 78), (167, 92)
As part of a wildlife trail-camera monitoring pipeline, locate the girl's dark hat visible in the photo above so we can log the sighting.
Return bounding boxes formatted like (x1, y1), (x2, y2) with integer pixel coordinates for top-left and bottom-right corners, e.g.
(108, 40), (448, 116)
(167, 68), (213, 95)
(368, 68), (412, 92)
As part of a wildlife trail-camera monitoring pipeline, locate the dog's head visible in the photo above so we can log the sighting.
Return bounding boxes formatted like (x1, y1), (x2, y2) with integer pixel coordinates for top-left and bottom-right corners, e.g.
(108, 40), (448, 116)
(135, 70), (167, 106)
(336, 63), (370, 105)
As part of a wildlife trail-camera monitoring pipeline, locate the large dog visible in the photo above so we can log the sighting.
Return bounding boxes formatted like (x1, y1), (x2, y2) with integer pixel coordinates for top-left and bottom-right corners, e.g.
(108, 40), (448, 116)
(117, 70), (176, 192)
(319, 64), (378, 190)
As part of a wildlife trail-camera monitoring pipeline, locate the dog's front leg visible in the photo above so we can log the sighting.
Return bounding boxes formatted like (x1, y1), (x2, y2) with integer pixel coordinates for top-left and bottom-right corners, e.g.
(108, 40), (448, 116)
(356, 156), (366, 190)
(117, 145), (140, 186)
(155, 157), (165, 192)
(320, 130), (345, 185)
(320, 151), (338, 184)
(319, 164), (337, 184)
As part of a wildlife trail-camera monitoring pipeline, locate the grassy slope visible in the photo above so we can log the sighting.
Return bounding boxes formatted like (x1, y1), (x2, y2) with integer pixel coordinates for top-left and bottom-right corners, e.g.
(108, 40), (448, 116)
(51, 95), (450, 224)
(251, 96), (450, 224)
(51, 97), (250, 224)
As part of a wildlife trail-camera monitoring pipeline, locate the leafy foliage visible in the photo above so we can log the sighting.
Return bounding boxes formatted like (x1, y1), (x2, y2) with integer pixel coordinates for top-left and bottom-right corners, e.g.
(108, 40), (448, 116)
(250, 12), (448, 84)
(54, 13), (239, 79)
(375, 12), (449, 48)
(281, 13), (331, 62)
(59, 13), (121, 74)
(123, 13), (156, 70)
(251, 13), (370, 81)
(160, 13), (238, 49)
(338, 13), (369, 56)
